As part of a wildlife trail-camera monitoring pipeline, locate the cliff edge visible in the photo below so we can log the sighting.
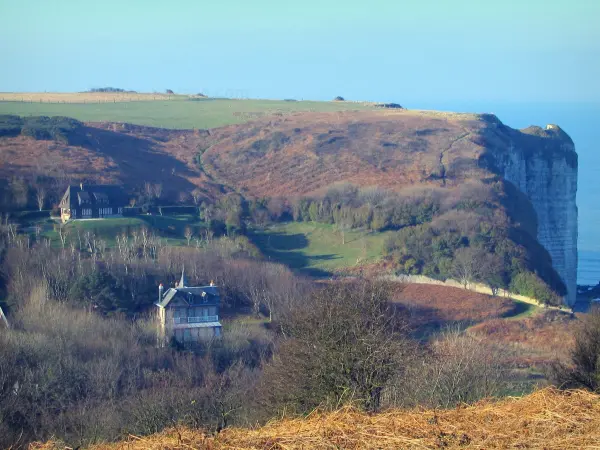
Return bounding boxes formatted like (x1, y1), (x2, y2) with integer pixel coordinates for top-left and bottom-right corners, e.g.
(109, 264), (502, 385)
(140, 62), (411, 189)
(478, 117), (578, 305)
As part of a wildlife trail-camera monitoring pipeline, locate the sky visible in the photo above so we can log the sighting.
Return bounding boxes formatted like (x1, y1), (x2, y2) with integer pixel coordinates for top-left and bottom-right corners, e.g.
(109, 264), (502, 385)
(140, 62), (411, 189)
(0, 0), (598, 103)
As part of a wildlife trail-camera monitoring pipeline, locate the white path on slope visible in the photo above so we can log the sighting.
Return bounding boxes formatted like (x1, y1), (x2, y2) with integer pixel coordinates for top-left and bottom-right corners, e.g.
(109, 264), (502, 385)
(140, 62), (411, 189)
(385, 274), (572, 313)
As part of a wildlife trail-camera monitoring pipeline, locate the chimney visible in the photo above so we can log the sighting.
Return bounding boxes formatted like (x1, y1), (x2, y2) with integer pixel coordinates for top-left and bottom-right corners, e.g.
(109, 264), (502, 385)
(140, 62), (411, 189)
(158, 283), (164, 303)
(80, 182), (84, 191)
(209, 280), (215, 287)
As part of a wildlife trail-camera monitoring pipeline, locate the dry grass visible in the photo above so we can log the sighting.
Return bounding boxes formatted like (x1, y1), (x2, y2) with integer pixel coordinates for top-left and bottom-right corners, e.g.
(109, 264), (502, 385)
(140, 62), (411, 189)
(392, 284), (514, 330)
(0, 92), (180, 103)
(32, 388), (600, 449)
(469, 310), (576, 365)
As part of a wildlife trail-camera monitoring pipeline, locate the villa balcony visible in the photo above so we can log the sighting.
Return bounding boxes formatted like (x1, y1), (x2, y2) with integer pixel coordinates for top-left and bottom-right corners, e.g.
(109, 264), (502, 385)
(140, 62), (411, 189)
(174, 315), (219, 325)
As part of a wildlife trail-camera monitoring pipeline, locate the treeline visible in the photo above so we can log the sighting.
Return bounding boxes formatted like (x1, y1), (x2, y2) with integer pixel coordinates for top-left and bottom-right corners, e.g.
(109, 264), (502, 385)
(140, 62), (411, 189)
(87, 87), (137, 93)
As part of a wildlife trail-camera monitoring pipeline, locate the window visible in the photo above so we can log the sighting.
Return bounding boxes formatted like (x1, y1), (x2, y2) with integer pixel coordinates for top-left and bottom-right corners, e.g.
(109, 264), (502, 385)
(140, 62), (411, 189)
(117, 207), (123, 214)
(81, 208), (92, 217)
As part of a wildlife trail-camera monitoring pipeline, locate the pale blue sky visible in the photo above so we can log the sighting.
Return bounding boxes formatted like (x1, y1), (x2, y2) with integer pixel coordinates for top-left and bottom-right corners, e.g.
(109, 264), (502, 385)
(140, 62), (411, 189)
(0, 0), (598, 103)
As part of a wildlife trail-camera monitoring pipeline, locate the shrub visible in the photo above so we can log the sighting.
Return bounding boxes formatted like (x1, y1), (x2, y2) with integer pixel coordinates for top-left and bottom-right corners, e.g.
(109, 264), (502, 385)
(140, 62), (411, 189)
(0, 115), (23, 137)
(552, 307), (600, 392)
(510, 272), (561, 306)
(21, 116), (83, 144)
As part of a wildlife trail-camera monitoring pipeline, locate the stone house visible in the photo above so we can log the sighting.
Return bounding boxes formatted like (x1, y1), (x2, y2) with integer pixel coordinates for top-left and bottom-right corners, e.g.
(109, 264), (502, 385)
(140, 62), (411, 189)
(59, 184), (128, 222)
(155, 270), (222, 345)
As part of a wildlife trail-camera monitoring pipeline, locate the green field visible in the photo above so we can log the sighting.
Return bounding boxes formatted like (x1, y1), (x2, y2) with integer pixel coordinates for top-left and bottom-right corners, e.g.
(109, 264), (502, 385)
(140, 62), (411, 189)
(249, 222), (394, 277)
(31, 215), (205, 248)
(0, 98), (375, 129)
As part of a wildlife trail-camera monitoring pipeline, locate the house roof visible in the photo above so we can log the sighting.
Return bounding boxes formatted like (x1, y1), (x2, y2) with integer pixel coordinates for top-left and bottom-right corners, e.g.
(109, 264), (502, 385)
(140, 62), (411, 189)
(0, 306), (9, 329)
(156, 285), (220, 308)
(60, 184), (128, 209)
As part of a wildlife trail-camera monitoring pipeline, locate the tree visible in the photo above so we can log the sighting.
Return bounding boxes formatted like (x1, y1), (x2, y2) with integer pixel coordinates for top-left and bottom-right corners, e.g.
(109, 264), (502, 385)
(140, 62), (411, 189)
(184, 226), (193, 246)
(36, 186), (46, 211)
(262, 280), (412, 413)
(452, 247), (483, 289)
(191, 189), (203, 206)
(55, 223), (70, 249)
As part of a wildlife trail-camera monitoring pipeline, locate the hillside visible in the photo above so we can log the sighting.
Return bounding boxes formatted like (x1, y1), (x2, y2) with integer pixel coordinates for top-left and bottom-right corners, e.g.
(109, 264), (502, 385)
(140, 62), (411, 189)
(0, 107), (577, 304)
(34, 388), (600, 449)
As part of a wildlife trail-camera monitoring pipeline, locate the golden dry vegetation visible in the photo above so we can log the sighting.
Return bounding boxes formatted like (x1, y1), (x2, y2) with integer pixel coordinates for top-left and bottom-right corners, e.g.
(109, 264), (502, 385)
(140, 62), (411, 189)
(32, 388), (600, 449)
(0, 92), (182, 103)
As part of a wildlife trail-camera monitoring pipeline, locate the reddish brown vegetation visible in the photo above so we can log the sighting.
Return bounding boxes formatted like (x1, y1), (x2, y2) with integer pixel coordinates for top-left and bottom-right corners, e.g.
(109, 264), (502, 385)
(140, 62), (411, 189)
(202, 110), (490, 198)
(469, 311), (576, 365)
(392, 284), (514, 332)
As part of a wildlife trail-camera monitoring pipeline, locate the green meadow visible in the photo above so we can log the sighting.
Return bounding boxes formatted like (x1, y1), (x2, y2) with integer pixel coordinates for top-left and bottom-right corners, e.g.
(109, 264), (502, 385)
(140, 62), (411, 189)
(248, 221), (394, 277)
(0, 98), (375, 129)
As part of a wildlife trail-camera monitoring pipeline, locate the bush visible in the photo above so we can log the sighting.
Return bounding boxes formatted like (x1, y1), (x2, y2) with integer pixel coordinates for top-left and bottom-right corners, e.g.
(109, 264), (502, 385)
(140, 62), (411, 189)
(260, 280), (413, 413)
(552, 307), (600, 392)
(0, 115), (23, 137)
(21, 116), (83, 144)
(510, 272), (561, 306)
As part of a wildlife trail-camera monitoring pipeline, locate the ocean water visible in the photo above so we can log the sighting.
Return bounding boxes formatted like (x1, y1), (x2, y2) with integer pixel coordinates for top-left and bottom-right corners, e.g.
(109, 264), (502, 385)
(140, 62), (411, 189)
(411, 101), (600, 286)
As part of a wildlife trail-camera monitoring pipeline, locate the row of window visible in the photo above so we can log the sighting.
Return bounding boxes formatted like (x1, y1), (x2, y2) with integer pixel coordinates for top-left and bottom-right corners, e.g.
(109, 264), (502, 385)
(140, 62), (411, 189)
(80, 207), (124, 217)
(173, 306), (217, 318)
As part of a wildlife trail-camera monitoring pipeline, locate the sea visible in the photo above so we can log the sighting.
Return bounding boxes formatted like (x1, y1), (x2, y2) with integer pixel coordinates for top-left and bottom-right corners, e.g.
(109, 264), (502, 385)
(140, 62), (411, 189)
(411, 101), (600, 286)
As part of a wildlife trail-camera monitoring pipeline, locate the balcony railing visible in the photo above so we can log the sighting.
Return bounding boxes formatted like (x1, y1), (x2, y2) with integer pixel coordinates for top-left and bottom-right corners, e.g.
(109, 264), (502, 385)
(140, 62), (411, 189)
(174, 315), (219, 325)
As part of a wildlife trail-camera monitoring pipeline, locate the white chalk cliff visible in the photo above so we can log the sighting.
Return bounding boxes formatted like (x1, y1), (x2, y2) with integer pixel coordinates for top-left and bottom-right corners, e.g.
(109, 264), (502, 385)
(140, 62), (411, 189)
(483, 120), (578, 305)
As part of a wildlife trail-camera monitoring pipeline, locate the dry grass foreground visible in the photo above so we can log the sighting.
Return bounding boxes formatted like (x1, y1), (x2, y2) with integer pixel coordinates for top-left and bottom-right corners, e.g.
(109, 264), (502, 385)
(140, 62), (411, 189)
(0, 92), (182, 103)
(33, 388), (600, 449)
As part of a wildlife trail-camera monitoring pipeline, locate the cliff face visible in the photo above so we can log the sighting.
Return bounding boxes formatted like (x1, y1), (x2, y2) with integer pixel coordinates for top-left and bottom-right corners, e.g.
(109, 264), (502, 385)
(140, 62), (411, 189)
(483, 122), (578, 305)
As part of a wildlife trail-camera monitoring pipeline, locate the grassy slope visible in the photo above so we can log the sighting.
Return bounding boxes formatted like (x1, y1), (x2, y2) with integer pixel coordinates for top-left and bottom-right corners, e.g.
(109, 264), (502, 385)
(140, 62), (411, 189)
(0, 98), (375, 129)
(248, 222), (393, 277)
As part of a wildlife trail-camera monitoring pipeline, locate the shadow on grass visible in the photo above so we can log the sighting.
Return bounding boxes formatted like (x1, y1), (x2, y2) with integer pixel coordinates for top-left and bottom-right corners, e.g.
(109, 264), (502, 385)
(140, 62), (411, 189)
(248, 229), (336, 278)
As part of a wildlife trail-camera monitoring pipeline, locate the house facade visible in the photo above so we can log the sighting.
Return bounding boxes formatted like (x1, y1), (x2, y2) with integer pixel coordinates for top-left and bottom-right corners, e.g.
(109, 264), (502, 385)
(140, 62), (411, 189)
(155, 270), (222, 346)
(59, 184), (128, 222)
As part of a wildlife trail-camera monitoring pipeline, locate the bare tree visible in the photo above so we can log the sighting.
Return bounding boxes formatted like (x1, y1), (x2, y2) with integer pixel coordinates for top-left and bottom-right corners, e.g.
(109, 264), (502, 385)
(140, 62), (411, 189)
(191, 189), (203, 206)
(153, 183), (163, 200)
(36, 186), (47, 211)
(452, 247), (483, 289)
(262, 280), (413, 413)
(56, 224), (70, 249)
(184, 226), (193, 246)
(552, 307), (600, 392)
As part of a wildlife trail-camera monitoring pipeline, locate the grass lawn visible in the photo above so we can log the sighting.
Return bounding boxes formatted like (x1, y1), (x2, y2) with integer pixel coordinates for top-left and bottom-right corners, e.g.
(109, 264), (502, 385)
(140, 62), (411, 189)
(0, 98), (376, 130)
(248, 222), (394, 277)
(37, 216), (207, 248)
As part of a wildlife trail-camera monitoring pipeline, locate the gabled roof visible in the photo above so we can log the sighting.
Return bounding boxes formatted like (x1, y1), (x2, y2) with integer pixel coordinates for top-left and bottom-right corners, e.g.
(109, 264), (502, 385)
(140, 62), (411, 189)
(177, 268), (189, 288)
(156, 285), (220, 308)
(60, 184), (128, 209)
(0, 306), (9, 329)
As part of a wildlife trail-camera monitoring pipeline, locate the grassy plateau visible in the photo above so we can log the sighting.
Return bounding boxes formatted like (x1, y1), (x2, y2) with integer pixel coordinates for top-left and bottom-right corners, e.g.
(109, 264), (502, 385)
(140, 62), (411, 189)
(0, 96), (376, 129)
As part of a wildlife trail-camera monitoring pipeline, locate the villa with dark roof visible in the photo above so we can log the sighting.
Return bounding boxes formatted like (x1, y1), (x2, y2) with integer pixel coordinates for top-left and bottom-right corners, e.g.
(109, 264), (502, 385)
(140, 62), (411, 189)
(59, 184), (128, 222)
(155, 270), (222, 346)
